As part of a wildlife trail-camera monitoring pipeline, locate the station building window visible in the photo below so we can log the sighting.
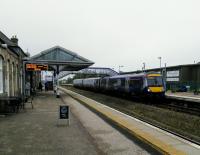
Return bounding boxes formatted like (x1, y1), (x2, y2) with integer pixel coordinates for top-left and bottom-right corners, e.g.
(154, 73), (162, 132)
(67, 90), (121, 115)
(12, 62), (14, 96)
(6, 60), (10, 96)
(0, 56), (3, 93)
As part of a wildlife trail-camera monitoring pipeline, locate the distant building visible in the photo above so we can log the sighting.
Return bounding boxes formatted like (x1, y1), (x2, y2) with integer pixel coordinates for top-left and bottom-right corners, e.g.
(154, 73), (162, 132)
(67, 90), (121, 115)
(122, 63), (200, 91)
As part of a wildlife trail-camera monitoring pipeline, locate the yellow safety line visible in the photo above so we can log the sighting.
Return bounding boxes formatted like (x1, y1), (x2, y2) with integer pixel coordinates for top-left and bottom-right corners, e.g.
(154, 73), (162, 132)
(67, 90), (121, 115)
(59, 87), (186, 155)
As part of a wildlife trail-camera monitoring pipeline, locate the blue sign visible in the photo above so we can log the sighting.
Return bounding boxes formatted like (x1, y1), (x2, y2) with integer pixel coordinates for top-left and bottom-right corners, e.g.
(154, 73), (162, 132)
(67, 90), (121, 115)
(59, 106), (69, 119)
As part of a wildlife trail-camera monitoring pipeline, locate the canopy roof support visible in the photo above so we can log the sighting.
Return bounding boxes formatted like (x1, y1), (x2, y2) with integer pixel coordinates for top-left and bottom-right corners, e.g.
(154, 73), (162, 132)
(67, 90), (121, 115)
(23, 45), (94, 96)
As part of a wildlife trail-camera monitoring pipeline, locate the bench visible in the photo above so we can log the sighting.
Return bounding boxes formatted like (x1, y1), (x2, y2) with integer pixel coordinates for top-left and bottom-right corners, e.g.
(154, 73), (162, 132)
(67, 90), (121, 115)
(0, 96), (23, 113)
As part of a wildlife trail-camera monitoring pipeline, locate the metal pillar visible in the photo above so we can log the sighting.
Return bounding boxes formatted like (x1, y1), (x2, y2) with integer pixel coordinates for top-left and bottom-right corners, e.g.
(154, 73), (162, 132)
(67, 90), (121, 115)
(56, 65), (60, 98)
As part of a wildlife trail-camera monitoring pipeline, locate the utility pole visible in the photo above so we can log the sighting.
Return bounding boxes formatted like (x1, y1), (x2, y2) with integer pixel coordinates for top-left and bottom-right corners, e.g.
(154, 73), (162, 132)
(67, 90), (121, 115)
(158, 57), (161, 68)
(142, 62), (145, 72)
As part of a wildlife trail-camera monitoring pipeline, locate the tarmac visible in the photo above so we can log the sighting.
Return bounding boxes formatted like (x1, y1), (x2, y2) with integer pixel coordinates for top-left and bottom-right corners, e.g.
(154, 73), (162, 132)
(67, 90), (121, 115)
(0, 91), (156, 155)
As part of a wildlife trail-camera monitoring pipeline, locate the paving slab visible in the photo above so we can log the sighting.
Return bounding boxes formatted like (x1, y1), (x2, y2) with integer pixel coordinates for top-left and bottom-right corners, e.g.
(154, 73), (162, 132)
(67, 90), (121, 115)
(0, 91), (102, 155)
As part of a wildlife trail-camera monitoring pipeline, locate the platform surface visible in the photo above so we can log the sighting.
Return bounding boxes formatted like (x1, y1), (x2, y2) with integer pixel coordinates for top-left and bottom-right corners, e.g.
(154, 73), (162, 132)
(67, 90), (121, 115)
(60, 87), (200, 155)
(0, 91), (155, 155)
(166, 92), (200, 103)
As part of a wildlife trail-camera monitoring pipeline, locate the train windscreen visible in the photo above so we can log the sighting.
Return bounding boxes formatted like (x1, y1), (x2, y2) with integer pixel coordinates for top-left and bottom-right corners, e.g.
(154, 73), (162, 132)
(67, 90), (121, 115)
(147, 76), (163, 87)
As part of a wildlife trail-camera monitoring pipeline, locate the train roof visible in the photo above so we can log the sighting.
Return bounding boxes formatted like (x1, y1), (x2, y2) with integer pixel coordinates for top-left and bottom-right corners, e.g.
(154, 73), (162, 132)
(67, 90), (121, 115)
(73, 78), (83, 81)
(83, 77), (101, 80)
(108, 72), (162, 79)
(73, 72), (162, 81)
(109, 73), (145, 79)
(74, 77), (101, 81)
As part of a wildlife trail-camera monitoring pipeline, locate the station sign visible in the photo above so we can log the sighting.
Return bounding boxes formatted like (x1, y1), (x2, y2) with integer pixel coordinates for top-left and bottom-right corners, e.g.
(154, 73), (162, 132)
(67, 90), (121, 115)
(166, 77), (179, 82)
(167, 70), (179, 77)
(59, 105), (69, 119)
(26, 64), (48, 71)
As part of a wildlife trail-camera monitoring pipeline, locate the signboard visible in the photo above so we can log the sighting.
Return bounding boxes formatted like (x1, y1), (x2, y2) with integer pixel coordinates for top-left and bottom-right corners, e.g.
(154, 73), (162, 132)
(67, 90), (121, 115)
(26, 64), (48, 71)
(166, 77), (179, 82)
(59, 106), (69, 119)
(45, 75), (53, 81)
(167, 70), (179, 77)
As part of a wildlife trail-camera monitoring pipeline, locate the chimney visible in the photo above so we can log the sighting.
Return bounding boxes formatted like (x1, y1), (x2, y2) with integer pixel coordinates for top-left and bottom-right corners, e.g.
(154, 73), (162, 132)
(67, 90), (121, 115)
(11, 35), (18, 45)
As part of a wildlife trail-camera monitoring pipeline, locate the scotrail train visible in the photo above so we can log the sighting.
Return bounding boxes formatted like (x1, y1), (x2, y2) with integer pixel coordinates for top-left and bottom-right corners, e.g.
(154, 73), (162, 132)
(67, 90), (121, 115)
(73, 72), (165, 98)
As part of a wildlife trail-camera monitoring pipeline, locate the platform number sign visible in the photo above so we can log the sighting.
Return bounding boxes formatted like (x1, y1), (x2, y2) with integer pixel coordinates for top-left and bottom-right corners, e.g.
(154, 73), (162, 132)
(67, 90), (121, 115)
(59, 106), (69, 119)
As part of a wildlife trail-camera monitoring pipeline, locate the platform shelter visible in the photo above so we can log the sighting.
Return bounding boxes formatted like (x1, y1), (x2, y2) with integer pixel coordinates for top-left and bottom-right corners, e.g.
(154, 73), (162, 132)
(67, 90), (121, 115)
(23, 46), (94, 95)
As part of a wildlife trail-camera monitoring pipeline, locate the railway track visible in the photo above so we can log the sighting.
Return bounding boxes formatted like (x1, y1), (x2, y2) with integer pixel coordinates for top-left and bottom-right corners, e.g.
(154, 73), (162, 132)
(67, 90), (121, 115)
(158, 98), (200, 116)
(141, 99), (200, 117)
(62, 85), (200, 116)
(108, 104), (200, 146)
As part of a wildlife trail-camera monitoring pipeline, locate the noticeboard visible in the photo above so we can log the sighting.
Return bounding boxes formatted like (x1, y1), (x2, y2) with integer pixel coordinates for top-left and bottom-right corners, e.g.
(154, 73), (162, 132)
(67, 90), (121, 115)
(59, 106), (69, 119)
(26, 64), (48, 71)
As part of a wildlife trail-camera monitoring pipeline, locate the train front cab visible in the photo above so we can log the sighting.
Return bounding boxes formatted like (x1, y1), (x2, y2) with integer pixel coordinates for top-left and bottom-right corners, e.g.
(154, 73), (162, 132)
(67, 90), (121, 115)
(144, 73), (165, 98)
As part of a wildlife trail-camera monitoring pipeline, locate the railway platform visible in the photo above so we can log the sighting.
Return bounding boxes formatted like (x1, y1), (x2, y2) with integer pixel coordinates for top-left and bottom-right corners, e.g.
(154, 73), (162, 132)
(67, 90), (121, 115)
(166, 92), (200, 103)
(0, 91), (157, 155)
(60, 87), (200, 155)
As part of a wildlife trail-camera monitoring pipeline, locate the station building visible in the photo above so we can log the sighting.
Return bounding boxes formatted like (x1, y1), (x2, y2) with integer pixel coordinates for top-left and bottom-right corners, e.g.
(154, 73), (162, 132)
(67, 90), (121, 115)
(0, 31), (27, 98)
(123, 63), (200, 91)
(0, 31), (94, 112)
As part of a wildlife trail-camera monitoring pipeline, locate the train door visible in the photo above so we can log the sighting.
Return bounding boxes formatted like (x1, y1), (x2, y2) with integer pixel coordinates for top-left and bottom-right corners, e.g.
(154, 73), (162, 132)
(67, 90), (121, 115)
(100, 78), (106, 90)
(125, 77), (129, 93)
(118, 78), (125, 93)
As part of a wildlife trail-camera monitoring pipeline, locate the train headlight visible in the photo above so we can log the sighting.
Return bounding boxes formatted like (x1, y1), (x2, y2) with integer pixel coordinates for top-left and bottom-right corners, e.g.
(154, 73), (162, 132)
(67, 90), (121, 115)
(147, 88), (151, 92)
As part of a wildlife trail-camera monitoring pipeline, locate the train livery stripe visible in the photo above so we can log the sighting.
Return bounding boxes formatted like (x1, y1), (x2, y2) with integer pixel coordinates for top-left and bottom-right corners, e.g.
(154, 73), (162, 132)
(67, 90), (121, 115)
(147, 74), (161, 77)
(149, 87), (164, 93)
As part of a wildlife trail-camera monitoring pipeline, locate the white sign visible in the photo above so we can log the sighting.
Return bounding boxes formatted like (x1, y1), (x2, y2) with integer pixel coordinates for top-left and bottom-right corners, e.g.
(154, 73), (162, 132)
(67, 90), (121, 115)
(167, 70), (179, 77)
(166, 78), (179, 82)
(45, 75), (53, 81)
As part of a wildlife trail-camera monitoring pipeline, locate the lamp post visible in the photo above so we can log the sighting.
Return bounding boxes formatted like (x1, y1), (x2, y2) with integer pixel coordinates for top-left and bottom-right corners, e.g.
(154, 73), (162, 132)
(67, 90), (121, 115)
(158, 57), (162, 68)
(118, 65), (124, 73)
(142, 62), (145, 72)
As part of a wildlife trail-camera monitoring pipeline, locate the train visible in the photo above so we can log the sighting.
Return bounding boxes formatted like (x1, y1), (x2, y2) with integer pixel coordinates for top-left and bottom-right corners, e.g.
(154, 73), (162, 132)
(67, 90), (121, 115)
(73, 72), (165, 98)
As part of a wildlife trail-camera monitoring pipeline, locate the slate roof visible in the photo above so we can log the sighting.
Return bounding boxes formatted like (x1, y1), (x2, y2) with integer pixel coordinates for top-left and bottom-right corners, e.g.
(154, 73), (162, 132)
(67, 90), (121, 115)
(0, 31), (27, 57)
(0, 31), (16, 46)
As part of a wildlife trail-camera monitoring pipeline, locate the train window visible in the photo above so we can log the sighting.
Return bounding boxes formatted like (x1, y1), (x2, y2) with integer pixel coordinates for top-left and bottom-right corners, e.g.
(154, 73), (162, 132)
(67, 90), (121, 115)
(129, 78), (143, 89)
(102, 79), (106, 85)
(0, 56), (3, 93)
(101, 79), (107, 87)
(121, 78), (125, 87)
(109, 79), (117, 86)
(147, 76), (163, 86)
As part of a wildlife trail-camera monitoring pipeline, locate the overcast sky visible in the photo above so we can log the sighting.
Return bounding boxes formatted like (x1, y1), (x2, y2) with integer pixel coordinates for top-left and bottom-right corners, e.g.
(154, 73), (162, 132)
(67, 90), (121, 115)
(0, 0), (200, 72)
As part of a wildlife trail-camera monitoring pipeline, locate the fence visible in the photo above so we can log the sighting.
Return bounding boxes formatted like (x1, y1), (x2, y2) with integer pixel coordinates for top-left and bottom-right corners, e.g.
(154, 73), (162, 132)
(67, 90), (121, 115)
(166, 82), (200, 92)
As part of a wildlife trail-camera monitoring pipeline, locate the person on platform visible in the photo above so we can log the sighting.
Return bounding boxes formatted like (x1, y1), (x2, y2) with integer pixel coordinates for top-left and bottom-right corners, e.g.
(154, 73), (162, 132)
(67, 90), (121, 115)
(39, 82), (42, 91)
